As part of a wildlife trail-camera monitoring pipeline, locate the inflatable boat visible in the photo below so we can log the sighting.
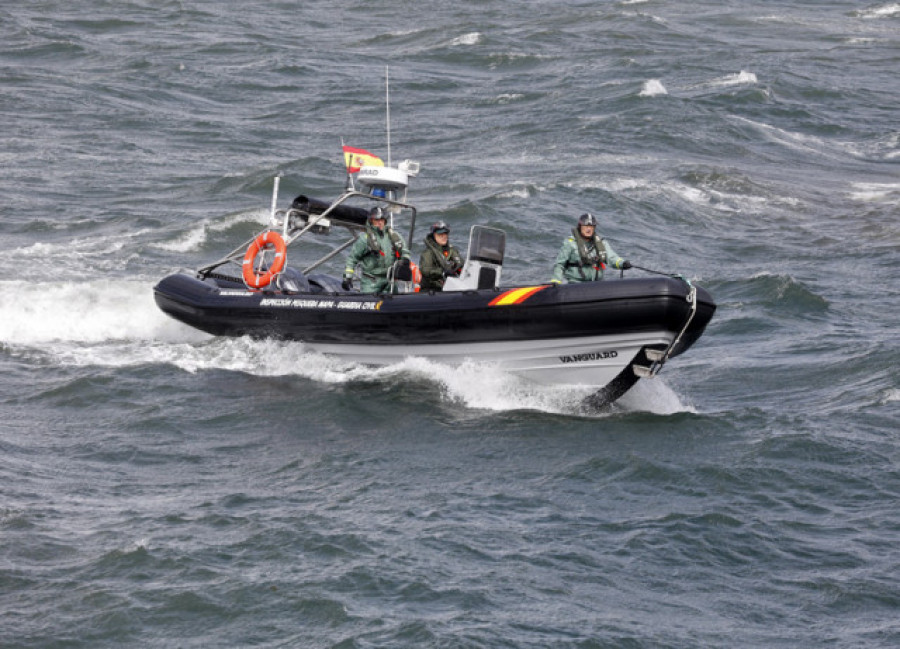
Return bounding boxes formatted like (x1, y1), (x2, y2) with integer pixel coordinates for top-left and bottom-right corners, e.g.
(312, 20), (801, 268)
(154, 159), (716, 407)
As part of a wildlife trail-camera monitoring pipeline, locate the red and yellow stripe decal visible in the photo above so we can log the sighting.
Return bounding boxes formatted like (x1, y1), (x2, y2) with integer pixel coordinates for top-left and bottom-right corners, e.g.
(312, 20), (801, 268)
(488, 285), (550, 307)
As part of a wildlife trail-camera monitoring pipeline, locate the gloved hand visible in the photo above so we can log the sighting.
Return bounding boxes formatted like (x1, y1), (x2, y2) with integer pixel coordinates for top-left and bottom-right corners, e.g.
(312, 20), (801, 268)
(341, 277), (353, 291)
(621, 260), (633, 270)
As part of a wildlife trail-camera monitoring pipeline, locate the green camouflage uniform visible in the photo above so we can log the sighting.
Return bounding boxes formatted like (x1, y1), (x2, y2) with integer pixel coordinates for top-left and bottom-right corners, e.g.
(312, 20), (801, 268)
(551, 228), (627, 283)
(343, 224), (410, 294)
(418, 233), (463, 292)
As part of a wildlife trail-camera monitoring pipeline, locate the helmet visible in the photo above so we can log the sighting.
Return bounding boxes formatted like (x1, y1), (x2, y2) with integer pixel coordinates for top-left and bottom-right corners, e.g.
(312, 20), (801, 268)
(578, 213), (597, 227)
(430, 221), (450, 235)
(369, 206), (385, 221)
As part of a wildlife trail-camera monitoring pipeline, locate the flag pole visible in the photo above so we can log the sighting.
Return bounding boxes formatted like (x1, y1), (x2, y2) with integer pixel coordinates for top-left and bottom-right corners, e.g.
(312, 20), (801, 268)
(341, 137), (354, 191)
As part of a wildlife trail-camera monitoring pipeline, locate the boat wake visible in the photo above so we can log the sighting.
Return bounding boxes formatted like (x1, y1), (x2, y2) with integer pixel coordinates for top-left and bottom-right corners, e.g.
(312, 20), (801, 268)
(0, 279), (691, 417)
(0, 279), (202, 346)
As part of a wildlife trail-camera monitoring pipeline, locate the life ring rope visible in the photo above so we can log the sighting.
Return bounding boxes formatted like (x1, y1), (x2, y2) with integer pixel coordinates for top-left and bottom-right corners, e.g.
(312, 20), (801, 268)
(242, 231), (287, 289)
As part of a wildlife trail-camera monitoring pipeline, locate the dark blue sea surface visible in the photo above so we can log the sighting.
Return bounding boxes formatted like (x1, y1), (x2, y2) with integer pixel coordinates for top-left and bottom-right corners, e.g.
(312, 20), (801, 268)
(2, 1), (898, 647)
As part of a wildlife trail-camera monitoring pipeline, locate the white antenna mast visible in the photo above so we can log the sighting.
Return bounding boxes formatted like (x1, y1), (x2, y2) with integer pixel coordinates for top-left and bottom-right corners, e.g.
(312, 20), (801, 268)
(385, 66), (391, 167)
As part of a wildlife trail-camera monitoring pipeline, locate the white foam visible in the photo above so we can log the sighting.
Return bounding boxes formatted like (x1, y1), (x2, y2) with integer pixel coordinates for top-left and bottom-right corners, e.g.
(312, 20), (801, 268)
(562, 174), (776, 214)
(617, 378), (695, 415)
(729, 116), (838, 159)
(494, 93), (525, 104)
(30, 321), (692, 417)
(710, 70), (758, 87)
(855, 3), (900, 19)
(416, 358), (588, 414)
(49, 337), (314, 376)
(334, 357), (690, 416)
(496, 185), (531, 200)
(0, 279), (206, 345)
(153, 223), (210, 253)
(450, 32), (482, 47)
(667, 180), (776, 213)
(848, 182), (900, 203)
(639, 79), (668, 97)
(842, 132), (900, 162)
(602, 177), (651, 192)
(6, 232), (150, 282)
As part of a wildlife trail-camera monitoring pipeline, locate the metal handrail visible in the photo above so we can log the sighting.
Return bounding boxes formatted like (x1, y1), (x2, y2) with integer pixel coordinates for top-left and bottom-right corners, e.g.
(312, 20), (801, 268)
(197, 188), (418, 279)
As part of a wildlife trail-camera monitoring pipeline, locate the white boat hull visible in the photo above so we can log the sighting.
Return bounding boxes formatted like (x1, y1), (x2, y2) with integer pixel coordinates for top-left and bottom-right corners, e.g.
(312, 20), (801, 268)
(304, 331), (673, 387)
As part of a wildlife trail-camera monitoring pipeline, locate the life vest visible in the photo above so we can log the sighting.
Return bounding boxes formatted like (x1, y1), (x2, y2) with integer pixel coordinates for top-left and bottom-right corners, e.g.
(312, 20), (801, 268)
(570, 227), (607, 281)
(366, 225), (405, 260)
(424, 234), (462, 275)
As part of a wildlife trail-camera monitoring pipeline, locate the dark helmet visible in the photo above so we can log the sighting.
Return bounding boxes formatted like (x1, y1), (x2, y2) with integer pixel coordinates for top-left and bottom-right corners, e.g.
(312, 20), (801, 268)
(578, 213), (597, 227)
(430, 220), (450, 235)
(369, 206), (385, 221)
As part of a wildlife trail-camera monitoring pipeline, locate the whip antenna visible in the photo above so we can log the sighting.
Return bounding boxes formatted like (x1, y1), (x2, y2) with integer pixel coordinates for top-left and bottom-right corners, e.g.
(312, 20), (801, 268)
(385, 66), (391, 166)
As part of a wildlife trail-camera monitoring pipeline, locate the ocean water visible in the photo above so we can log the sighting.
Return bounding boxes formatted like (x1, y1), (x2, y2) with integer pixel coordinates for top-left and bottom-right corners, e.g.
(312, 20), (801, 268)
(2, 1), (899, 647)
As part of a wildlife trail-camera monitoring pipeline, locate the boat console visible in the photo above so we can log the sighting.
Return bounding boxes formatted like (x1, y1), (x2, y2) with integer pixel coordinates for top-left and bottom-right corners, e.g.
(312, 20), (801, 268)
(443, 225), (506, 291)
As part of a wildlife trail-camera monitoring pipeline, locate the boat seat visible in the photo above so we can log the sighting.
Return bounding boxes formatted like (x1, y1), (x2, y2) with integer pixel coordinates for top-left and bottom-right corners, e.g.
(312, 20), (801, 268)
(307, 273), (347, 294)
(276, 267), (311, 293)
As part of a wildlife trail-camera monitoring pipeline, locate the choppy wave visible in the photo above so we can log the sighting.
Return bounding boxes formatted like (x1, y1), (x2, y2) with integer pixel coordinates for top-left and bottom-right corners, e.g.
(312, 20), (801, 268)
(151, 208), (272, 253)
(713, 273), (830, 316)
(853, 3), (900, 19)
(849, 182), (900, 203)
(711, 70), (758, 87)
(448, 32), (483, 47)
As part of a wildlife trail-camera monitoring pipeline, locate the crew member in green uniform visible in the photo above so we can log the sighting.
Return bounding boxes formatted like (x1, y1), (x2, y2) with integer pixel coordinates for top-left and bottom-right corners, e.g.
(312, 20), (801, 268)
(418, 221), (463, 292)
(342, 206), (411, 294)
(550, 213), (631, 284)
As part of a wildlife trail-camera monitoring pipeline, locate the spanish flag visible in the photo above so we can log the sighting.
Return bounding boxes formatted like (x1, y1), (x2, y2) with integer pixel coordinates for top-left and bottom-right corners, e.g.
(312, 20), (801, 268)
(342, 145), (384, 173)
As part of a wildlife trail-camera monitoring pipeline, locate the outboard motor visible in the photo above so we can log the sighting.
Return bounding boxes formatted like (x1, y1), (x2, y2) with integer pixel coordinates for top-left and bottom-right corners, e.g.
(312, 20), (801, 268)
(443, 225), (506, 291)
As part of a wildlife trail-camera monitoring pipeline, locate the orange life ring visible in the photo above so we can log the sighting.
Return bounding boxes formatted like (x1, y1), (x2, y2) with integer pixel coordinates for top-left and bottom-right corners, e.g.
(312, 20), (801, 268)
(242, 231), (286, 289)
